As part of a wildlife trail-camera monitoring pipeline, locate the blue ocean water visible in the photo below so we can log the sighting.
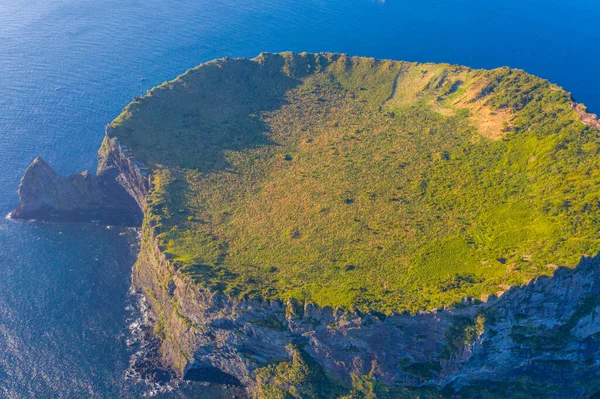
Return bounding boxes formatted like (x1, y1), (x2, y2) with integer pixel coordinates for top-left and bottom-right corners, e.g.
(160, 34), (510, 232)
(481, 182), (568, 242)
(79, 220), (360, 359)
(0, 0), (599, 397)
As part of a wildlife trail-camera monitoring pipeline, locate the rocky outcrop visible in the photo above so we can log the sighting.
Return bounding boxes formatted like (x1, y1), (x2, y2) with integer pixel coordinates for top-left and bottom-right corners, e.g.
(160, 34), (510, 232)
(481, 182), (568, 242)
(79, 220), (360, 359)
(451, 258), (600, 395)
(11, 129), (145, 225)
(572, 101), (600, 130)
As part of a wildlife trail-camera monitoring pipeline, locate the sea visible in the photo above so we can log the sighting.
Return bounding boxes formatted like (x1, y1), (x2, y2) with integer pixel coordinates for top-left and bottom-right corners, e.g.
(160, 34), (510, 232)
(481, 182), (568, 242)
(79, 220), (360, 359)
(0, 0), (599, 397)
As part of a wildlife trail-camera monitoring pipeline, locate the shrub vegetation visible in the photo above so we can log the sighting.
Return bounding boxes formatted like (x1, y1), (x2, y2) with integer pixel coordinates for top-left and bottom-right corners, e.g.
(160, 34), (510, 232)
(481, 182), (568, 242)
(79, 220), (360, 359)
(110, 52), (600, 314)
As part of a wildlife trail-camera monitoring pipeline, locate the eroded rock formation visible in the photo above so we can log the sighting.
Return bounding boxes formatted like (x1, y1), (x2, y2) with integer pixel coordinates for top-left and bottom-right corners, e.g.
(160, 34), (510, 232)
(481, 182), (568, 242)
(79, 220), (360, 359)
(12, 134), (144, 225)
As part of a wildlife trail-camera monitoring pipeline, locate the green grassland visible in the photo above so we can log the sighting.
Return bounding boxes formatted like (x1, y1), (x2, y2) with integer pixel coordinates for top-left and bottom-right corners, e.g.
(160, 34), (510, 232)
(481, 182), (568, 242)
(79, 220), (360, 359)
(109, 52), (600, 314)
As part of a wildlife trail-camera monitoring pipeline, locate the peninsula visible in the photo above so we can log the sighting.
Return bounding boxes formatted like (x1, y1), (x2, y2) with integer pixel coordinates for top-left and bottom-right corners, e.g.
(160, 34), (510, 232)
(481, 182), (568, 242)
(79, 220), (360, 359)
(14, 52), (600, 398)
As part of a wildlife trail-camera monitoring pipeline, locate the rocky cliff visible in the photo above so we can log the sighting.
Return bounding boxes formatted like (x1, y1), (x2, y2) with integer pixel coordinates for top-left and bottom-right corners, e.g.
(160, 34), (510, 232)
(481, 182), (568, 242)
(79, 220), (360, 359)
(133, 218), (600, 398)
(11, 131), (144, 225)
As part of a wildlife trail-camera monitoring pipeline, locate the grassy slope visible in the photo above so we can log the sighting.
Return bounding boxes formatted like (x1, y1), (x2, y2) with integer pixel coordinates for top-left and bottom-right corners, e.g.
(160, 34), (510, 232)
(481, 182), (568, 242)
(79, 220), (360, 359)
(110, 52), (600, 314)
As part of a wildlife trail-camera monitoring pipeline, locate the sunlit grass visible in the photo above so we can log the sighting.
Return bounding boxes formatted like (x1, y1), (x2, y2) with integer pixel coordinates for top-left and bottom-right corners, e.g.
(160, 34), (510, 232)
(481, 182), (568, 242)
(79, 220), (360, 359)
(110, 52), (600, 314)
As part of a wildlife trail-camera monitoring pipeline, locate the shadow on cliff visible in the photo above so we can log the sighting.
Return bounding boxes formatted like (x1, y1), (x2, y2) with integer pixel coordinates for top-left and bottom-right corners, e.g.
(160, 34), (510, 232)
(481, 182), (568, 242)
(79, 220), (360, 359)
(443, 254), (600, 398)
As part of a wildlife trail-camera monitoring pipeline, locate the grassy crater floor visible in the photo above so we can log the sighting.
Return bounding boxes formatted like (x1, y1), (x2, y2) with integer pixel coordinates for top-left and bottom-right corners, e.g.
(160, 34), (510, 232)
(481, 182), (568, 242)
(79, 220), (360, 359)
(109, 52), (600, 314)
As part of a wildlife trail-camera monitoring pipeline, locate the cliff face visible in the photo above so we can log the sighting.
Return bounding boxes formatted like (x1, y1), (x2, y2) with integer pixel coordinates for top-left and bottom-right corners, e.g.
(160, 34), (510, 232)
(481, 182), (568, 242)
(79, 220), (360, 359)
(97, 127), (149, 208)
(134, 215), (600, 397)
